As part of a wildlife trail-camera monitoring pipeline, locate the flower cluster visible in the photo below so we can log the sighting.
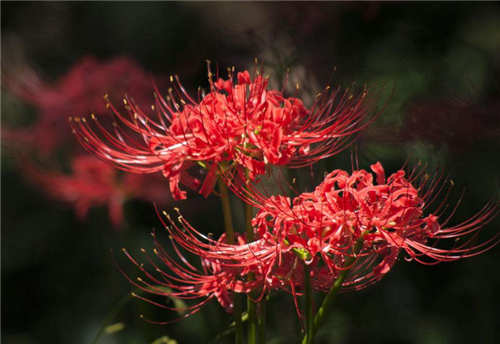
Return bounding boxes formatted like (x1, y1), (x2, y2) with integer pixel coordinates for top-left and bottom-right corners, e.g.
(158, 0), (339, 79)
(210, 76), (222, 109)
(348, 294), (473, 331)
(4, 56), (170, 227)
(61, 63), (497, 332)
(125, 162), (498, 318)
(71, 67), (375, 199)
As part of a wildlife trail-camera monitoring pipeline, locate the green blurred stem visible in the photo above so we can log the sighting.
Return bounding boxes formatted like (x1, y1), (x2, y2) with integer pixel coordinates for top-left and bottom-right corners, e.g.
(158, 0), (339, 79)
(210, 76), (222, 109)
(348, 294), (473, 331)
(90, 292), (130, 344)
(210, 312), (249, 344)
(217, 178), (242, 344)
(301, 237), (365, 344)
(304, 264), (313, 344)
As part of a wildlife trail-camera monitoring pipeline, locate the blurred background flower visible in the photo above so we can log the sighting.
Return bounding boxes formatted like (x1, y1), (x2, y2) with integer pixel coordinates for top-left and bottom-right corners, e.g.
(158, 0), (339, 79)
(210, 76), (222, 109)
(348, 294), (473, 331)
(2, 2), (500, 343)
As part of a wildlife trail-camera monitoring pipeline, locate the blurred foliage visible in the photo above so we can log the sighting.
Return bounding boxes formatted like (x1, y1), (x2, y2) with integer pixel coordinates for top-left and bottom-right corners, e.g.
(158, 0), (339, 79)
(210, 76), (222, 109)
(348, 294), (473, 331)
(2, 2), (500, 344)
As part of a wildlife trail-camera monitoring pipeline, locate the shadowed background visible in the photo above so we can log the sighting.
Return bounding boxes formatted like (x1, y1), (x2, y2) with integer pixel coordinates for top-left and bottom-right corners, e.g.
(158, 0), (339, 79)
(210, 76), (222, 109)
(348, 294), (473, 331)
(2, 2), (500, 344)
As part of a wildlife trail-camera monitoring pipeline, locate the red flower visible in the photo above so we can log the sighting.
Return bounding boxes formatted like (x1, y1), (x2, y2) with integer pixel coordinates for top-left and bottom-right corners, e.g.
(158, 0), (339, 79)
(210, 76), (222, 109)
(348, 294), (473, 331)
(121, 161), (498, 320)
(4, 55), (156, 155)
(246, 162), (499, 290)
(71, 67), (376, 200)
(26, 155), (170, 228)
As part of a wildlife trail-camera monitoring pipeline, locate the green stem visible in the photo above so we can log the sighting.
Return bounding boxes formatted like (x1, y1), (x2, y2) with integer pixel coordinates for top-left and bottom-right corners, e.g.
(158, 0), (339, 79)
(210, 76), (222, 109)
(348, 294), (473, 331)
(245, 202), (258, 344)
(257, 295), (267, 344)
(304, 264), (313, 344)
(302, 237), (365, 344)
(218, 178), (235, 244)
(217, 178), (242, 344)
(247, 297), (257, 344)
(233, 294), (244, 344)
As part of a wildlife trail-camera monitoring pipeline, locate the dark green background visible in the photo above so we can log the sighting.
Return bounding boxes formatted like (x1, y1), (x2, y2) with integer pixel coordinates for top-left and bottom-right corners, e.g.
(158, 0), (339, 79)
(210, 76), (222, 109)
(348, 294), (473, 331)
(2, 2), (500, 343)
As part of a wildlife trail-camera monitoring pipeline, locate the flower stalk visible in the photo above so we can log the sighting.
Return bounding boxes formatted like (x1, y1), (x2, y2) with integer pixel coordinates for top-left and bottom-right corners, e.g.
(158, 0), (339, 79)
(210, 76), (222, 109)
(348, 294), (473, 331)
(304, 264), (313, 344)
(218, 177), (235, 244)
(245, 202), (258, 344)
(217, 177), (242, 344)
(302, 236), (366, 344)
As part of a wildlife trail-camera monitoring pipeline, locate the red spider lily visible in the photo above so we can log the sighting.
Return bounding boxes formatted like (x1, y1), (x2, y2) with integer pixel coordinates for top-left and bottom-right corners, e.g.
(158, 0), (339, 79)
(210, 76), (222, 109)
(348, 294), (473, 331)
(120, 162), (498, 322)
(4, 55), (156, 155)
(238, 161), (499, 287)
(25, 155), (170, 228)
(71, 66), (377, 200)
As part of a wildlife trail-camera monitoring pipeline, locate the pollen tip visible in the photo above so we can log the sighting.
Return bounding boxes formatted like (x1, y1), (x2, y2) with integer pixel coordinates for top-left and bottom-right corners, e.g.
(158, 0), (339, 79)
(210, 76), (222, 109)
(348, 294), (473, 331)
(140, 248), (146, 253)
(170, 75), (174, 82)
